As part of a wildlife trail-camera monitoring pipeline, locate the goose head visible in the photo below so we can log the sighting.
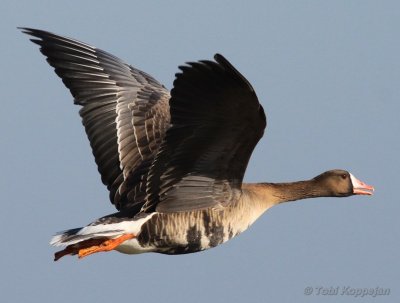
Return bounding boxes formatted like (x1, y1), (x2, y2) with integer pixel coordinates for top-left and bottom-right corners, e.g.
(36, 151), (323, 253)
(313, 169), (374, 197)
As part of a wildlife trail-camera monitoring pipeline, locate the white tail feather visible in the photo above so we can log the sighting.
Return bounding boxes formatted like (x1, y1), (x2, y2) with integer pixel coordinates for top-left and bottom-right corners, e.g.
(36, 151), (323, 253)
(49, 213), (156, 247)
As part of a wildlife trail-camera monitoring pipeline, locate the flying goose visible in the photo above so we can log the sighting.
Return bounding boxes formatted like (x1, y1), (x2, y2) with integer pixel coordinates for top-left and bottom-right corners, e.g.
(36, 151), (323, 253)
(20, 28), (374, 261)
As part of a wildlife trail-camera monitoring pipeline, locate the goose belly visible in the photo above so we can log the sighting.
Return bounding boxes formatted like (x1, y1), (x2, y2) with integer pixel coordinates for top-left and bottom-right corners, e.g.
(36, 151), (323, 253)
(136, 208), (254, 255)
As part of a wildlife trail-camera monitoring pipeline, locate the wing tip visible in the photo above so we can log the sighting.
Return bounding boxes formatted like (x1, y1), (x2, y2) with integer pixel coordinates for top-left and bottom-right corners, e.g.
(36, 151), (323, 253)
(19, 27), (96, 51)
(213, 53), (255, 92)
(18, 27), (46, 37)
(17, 26), (30, 33)
(213, 53), (226, 63)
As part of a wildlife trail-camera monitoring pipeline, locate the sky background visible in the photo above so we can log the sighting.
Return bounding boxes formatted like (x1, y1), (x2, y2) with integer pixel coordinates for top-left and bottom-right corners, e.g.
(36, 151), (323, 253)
(1, 1), (398, 302)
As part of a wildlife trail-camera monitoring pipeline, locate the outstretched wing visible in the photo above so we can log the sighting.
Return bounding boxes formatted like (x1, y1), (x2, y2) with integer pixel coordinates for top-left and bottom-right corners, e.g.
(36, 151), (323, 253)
(21, 28), (170, 211)
(143, 54), (266, 213)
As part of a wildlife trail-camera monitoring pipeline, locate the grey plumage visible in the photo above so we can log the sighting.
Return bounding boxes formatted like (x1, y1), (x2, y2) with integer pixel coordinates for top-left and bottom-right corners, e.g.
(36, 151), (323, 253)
(21, 28), (170, 214)
(21, 28), (266, 217)
(145, 55), (266, 213)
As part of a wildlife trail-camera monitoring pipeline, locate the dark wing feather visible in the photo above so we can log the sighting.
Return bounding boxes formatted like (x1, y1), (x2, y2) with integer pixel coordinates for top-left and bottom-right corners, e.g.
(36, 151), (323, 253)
(21, 28), (170, 211)
(143, 54), (266, 213)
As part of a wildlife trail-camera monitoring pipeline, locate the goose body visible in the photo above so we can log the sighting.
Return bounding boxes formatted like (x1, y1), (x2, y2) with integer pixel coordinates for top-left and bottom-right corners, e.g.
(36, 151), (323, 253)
(21, 28), (374, 261)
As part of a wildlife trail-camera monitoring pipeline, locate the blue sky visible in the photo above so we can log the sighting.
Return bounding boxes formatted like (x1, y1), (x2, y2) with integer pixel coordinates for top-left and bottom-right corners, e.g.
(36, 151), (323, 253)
(1, 1), (398, 302)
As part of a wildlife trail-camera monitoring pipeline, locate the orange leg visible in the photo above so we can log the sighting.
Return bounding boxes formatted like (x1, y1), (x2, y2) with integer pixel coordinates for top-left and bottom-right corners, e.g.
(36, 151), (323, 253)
(53, 233), (135, 261)
(54, 245), (78, 261)
(78, 233), (135, 259)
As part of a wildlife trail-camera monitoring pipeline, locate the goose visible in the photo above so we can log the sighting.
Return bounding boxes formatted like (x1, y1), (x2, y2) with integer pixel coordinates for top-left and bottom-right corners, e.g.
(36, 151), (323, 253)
(20, 28), (374, 261)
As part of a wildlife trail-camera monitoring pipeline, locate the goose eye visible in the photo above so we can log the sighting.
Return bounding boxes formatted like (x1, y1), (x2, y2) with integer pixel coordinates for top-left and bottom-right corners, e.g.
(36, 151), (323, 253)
(341, 174), (347, 179)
